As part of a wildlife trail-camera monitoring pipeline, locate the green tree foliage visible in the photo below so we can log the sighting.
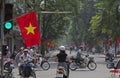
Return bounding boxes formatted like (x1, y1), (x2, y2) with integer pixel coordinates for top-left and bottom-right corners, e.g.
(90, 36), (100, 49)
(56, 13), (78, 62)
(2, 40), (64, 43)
(13, 0), (80, 55)
(67, 0), (96, 47)
(42, 0), (81, 55)
(39, 0), (81, 55)
(90, 0), (120, 41)
(89, 0), (120, 53)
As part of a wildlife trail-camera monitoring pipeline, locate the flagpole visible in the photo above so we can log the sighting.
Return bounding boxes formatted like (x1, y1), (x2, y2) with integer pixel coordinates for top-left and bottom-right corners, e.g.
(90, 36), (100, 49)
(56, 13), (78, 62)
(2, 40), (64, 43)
(37, 0), (42, 55)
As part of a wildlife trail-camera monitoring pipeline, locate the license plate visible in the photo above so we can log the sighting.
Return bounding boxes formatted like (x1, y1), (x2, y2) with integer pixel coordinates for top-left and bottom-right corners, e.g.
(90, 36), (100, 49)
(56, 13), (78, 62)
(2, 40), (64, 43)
(56, 73), (63, 77)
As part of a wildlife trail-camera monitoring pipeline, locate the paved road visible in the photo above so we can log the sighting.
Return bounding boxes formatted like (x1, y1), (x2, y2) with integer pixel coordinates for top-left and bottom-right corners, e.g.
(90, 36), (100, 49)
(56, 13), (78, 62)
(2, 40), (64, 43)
(11, 50), (114, 78)
(12, 61), (111, 78)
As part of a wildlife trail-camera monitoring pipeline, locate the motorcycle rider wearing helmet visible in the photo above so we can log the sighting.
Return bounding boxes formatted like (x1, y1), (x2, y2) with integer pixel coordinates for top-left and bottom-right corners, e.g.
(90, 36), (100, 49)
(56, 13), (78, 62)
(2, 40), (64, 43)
(18, 49), (34, 75)
(55, 46), (70, 71)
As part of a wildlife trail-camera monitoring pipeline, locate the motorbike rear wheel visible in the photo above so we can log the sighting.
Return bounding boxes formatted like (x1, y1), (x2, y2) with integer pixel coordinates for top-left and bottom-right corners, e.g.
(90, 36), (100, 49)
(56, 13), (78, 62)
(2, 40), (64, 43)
(41, 61), (50, 70)
(20, 72), (25, 78)
(4, 72), (14, 78)
(87, 62), (97, 71)
(69, 62), (77, 71)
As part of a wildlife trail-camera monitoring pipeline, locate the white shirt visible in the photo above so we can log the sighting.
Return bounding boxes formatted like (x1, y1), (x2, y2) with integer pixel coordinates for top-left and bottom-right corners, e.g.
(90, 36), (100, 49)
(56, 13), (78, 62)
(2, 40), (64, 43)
(19, 54), (33, 64)
(109, 47), (115, 55)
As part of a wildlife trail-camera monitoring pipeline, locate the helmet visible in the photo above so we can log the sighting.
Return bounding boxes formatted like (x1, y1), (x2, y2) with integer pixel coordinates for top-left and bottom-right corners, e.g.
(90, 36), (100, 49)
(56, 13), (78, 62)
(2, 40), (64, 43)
(24, 49), (28, 52)
(59, 46), (65, 51)
(78, 49), (81, 52)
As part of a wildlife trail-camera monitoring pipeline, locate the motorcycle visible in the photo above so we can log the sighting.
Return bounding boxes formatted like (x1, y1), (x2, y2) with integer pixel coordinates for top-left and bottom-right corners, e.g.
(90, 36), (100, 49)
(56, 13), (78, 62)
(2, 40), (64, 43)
(35, 55), (50, 70)
(4, 59), (14, 73)
(4, 59), (14, 78)
(56, 62), (69, 78)
(105, 53), (114, 62)
(20, 60), (36, 78)
(106, 61), (115, 69)
(69, 54), (97, 71)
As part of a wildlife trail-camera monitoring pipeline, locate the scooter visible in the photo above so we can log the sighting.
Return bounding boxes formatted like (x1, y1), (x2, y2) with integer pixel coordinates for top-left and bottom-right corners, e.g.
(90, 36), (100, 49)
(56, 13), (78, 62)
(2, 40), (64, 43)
(105, 53), (114, 62)
(4, 59), (14, 78)
(35, 55), (50, 70)
(4, 59), (14, 73)
(56, 62), (69, 78)
(20, 60), (36, 78)
(69, 54), (97, 71)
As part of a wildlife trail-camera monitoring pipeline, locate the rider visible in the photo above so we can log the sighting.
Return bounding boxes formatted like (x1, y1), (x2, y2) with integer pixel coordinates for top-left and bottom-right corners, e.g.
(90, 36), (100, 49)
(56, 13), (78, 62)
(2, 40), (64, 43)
(28, 47), (38, 66)
(15, 47), (24, 67)
(55, 46), (70, 78)
(18, 49), (34, 75)
(76, 47), (84, 63)
(3, 46), (11, 62)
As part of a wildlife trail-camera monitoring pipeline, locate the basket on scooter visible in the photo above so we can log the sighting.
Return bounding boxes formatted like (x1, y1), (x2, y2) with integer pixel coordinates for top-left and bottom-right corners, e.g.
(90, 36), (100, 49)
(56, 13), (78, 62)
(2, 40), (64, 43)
(56, 66), (67, 78)
(56, 66), (65, 73)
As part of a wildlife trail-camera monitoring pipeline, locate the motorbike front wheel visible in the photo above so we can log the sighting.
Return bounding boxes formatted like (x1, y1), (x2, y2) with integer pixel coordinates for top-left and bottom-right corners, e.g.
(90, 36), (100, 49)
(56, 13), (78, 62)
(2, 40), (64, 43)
(87, 62), (97, 71)
(69, 62), (77, 71)
(4, 72), (14, 78)
(41, 61), (50, 70)
(20, 71), (36, 78)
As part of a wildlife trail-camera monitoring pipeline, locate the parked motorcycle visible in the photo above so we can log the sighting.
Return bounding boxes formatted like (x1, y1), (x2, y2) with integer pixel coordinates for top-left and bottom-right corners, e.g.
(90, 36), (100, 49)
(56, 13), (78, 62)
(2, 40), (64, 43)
(20, 60), (36, 78)
(56, 62), (69, 78)
(35, 55), (50, 70)
(69, 54), (97, 71)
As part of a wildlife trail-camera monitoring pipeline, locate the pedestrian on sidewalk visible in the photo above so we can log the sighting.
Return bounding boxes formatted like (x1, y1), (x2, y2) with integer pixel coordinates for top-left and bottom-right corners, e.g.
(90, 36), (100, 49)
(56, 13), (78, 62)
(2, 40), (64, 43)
(70, 46), (73, 54)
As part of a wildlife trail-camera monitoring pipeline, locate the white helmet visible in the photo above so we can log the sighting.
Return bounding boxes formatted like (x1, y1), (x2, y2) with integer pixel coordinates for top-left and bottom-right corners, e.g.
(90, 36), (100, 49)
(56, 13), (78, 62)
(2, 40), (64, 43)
(59, 46), (65, 51)
(24, 49), (28, 52)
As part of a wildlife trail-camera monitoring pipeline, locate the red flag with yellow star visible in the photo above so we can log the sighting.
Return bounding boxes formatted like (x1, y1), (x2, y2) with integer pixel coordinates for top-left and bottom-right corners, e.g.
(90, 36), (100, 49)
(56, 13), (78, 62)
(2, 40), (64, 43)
(16, 11), (41, 47)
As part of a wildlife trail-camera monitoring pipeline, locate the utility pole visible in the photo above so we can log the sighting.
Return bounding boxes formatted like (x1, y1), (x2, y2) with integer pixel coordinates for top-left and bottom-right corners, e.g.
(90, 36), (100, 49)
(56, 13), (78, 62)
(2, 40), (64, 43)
(115, 5), (120, 58)
(0, 0), (5, 77)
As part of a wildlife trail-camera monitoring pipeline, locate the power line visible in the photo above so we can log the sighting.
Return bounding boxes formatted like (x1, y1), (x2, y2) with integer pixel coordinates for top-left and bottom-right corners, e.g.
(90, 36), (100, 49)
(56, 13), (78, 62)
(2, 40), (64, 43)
(38, 11), (72, 14)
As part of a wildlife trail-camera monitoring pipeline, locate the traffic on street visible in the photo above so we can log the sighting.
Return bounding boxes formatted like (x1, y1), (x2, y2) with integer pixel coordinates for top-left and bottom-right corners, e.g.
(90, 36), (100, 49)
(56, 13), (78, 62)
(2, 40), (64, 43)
(1, 0), (120, 78)
(9, 50), (118, 78)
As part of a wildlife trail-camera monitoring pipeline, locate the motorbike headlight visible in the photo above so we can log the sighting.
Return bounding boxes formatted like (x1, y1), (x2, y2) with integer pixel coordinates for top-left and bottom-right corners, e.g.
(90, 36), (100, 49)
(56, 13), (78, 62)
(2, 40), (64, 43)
(31, 67), (34, 70)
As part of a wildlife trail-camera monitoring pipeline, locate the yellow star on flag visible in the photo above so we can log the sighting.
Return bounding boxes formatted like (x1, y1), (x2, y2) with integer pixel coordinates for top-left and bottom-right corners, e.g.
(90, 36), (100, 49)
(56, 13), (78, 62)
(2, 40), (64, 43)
(25, 23), (36, 35)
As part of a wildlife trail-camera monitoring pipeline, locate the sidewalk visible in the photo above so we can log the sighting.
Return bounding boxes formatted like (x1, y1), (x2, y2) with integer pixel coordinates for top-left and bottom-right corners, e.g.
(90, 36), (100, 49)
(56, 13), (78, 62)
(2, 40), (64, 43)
(96, 54), (120, 58)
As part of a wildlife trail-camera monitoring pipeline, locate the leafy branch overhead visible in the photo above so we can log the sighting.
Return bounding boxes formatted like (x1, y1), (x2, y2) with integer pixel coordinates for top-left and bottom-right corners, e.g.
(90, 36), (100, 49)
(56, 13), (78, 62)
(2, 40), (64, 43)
(90, 0), (120, 41)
